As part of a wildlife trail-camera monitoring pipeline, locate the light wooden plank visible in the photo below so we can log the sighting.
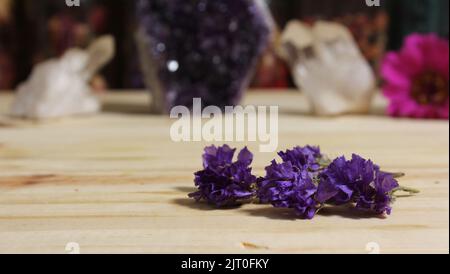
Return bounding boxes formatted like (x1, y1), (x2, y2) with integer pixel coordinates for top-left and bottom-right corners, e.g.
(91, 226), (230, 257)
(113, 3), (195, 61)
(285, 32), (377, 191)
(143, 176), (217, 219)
(0, 90), (448, 254)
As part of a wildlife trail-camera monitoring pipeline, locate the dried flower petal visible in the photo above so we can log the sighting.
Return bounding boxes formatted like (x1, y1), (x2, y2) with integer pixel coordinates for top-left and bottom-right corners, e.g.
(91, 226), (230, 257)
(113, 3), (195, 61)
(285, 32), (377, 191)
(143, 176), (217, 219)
(318, 154), (400, 215)
(278, 146), (322, 172)
(189, 145), (257, 207)
(257, 146), (324, 219)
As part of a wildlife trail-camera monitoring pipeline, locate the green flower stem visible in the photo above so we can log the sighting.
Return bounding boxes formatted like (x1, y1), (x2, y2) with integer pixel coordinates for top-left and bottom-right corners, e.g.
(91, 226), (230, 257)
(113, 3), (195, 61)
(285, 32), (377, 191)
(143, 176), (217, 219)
(386, 172), (406, 179)
(394, 186), (421, 194)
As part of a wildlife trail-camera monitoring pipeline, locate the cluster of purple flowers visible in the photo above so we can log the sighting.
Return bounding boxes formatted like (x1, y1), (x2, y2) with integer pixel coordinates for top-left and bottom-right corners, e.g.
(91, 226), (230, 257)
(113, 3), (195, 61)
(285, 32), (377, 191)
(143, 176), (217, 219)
(189, 145), (257, 207)
(190, 145), (403, 219)
(257, 146), (322, 219)
(317, 155), (399, 215)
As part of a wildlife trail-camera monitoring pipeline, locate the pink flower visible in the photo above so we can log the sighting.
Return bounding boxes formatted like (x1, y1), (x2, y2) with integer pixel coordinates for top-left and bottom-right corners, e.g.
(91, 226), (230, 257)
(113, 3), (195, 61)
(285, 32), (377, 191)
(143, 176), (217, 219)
(381, 34), (449, 119)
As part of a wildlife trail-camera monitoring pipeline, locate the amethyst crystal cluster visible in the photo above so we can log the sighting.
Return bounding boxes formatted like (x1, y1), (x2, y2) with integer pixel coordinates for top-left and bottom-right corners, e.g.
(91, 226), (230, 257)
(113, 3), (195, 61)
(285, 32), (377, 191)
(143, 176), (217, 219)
(136, 0), (272, 113)
(190, 145), (414, 220)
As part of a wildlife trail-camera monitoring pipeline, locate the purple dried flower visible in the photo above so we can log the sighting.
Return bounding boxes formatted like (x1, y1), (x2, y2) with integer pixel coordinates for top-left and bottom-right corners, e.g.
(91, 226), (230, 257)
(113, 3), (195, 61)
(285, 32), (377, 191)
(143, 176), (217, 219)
(257, 161), (318, 219)
(278, 146), (323, 172)
(190, 144), (413, 219)
(317, 154), (400, 215)
(257, 146), (323, 219)
(189, 145), (257, 207)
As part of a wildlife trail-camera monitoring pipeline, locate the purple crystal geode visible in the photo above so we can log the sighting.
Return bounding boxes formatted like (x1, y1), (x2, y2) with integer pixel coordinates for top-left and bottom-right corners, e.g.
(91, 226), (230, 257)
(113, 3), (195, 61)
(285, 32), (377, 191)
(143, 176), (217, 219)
(136, 0), (272, 113)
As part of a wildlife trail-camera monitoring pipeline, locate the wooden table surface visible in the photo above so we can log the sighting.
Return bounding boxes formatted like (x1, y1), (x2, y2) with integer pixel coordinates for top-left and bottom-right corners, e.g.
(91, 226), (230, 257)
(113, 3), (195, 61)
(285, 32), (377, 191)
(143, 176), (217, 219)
(0, 90), (448, 254)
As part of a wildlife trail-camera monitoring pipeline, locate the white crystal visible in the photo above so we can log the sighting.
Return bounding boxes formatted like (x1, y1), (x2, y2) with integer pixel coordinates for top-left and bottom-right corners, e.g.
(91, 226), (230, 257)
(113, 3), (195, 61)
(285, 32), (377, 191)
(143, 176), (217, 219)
(10, 36), (115, 119)
(281, 21), (376, 116)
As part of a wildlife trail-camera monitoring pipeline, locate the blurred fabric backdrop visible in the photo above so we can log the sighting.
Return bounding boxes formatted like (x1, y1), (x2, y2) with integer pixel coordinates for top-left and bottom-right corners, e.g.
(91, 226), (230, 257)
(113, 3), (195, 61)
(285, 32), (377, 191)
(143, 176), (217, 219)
(0, 0), (449, 91)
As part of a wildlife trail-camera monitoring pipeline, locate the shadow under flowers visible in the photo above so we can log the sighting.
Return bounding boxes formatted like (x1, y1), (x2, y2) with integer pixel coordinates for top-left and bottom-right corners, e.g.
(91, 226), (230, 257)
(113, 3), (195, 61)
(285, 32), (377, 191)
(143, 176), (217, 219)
(173, 186), (386, 220)
(244, 204), (386, 220)
(172, 197), (244, 211)
(172, 186), (244, 211)
(241, 206), (300, 221)
(317, 205), (386, 220)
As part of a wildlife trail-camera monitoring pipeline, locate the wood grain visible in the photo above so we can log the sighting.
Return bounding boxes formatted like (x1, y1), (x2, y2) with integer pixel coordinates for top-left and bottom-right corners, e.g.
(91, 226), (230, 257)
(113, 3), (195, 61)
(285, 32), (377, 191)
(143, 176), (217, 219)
(0, 90), (448, 254)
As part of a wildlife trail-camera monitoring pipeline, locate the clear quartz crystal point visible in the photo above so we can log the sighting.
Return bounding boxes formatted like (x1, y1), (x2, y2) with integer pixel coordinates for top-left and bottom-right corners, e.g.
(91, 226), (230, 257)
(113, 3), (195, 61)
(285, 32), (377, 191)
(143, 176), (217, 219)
(281, 21), (376, 116)
(10, 36), (115, 120)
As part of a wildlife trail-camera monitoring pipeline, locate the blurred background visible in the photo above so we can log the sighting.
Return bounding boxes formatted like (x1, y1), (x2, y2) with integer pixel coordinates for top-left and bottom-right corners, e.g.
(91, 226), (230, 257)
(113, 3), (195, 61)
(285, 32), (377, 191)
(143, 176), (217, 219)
(0, 0), (448, 91)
